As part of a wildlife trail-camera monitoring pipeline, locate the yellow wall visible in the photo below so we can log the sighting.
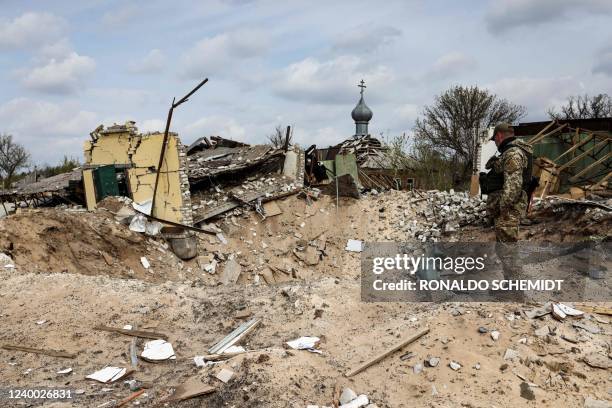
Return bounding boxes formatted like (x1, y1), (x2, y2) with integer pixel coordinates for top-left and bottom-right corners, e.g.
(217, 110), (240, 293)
(84, 130), (185, 223)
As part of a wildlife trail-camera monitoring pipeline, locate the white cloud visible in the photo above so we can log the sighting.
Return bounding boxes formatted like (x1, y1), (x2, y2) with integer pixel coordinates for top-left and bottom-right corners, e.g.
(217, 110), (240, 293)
(179, 29), (270, 78)
(488, 76), (583, 119)
(182, 115), (247, 140)
(486, 0), (612, 34)
(426, 52), (477, 80)
(274, 56), (395, 104)
(128, 49), (165, 74)
(0, 12), (66, 50)
(0, 97), (97, 163)
(20, 52), (96, 94)
(333, 24), (401, 53)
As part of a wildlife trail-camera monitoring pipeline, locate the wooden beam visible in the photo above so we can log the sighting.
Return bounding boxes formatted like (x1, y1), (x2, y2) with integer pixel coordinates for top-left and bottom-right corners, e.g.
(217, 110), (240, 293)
(553, 133), (594, 163)
(94, 325), (168, 340)
(588, 171), (612, 191)
(569, 152), (612, 182)
(557, 139), (609, 173)
(526, 120), (556, 145)
(345, 327), (429, 377)
(528, 123), (566, 146)
(2, 344), (76, 359)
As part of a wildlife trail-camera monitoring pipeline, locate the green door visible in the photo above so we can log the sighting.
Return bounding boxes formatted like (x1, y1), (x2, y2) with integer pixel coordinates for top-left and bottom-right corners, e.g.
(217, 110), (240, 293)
(93, 165), (120, 201)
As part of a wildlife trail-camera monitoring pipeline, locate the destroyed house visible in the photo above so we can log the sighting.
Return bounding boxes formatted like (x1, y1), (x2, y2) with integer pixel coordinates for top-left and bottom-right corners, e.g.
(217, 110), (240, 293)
(82, 122), (193, 225)
(186, 136), (304, 224)
(513, 118), (611, 197)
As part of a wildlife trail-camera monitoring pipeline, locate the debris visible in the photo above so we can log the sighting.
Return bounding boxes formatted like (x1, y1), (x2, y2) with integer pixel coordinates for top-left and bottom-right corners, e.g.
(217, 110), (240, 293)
(584, 397), (612, 408)
(573, 321), (602, 334)
(93, 325), (168, 340)
(141, 339), (175, 361)
(575, 304), (612, 316)
(262, 200), (283, 218)
(449, 361), (461, 371)
(0, 253), (15, 268)
(425, 356), (440, 367)
(140, 256), (150, 269)
(478, 326), (488, 333)
(36, 320), (47, 325)
(1, 344), (76, 359)
(345, 327), (429, 377)
(345, 239), (363, 252)
(215, 368), (234, 383)
(583, 353), (612, 369)
(525, 302), (552, 319)
(220, 258), (242, 285)
(286, 336), (321, 353)
(168, 377), (215, 402)
(504, 349), (519, 360)
(520, 382), (536, 401)
(57, 367), (72, 374)
(86, 366), (130, 383)
(339, 394), (369, 408)
(413, 362), (423, 374)
(552, 303), (584, 320)
(340, 388), (358, 405)
(490, 330), (500, 341)
(116, 389), (145, 407)
(534, 326), (550, 337)
(208, 318), (260, 354)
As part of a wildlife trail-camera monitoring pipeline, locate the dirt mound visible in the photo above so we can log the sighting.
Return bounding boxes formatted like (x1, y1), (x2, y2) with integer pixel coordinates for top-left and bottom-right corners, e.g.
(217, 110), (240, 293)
(0, 208), (183, 282)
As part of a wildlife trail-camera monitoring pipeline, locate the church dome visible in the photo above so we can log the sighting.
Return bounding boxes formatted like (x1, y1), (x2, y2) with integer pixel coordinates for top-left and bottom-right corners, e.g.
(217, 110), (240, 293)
(351, 95), (373, 122)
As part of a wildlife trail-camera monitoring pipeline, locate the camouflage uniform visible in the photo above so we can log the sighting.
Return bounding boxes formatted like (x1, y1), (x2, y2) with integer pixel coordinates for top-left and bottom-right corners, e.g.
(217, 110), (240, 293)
(485, 138), (533, 294)
(485, 137), (532, 242)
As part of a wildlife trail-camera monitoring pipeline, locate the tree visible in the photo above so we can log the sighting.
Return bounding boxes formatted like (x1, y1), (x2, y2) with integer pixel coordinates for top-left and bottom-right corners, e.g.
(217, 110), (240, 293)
(267, 125), (292, 148)
(548, 93), (612, 120)
(0, 134), (30, 188)
(414, 85), (526, 187)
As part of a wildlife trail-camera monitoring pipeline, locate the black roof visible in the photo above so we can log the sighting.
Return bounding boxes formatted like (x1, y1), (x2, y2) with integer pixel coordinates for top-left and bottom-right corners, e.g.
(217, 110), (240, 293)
(514, 117), (612, 136)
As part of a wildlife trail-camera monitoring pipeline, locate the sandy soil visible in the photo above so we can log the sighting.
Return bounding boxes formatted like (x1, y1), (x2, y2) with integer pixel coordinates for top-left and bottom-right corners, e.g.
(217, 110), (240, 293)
(0, 191), (610, 408)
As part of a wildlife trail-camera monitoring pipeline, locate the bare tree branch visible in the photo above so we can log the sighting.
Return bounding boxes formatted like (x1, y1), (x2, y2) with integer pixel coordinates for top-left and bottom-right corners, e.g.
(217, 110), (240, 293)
(413, 85), (526, 187)
(0, 134), (30, 188)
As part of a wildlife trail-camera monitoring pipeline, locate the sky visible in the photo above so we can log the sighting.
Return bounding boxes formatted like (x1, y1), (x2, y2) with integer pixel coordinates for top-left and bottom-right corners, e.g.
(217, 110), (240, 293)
(1, 0), (611, 166)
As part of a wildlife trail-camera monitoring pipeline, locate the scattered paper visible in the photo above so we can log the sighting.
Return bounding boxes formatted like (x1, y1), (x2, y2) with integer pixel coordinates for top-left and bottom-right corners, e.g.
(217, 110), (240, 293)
(86, 366), (127, 383)
(345, 239), (363, 252)
(141, 339), (175, 361)
(36, 320), (46, 325)
(57, 367), (72, 374)
(286, 336), (321, 353)
(339, 394), (369, 408)
(123, 324), (133, 330)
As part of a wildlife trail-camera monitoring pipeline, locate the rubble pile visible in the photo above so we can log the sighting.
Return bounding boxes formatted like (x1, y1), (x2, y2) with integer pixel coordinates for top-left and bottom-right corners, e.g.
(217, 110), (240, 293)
(402, 190), (488, 241)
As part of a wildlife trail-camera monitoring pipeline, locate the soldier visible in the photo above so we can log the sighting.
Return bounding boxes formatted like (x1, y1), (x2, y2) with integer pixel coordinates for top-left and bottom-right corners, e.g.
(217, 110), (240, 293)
(482, 123), (534, 300)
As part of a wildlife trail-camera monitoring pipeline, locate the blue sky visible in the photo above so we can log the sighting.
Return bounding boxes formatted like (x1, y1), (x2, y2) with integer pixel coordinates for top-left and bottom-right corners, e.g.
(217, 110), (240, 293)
(1, 0), (611, 166)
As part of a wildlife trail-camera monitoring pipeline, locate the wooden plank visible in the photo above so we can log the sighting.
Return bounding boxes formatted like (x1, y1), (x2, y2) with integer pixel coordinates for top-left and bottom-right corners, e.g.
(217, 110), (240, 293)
(589, 171), (612, 191)
(94, 325), (168, 340)
(569, 151), (612, 182)
(574, 305), (612, 316)
(2, 344), (76, 359)
(557, 139), (608, 172)
(168, 377), (215, 402)
(527, 120), (556, 145)
(528, 123), (566, 146)
(345, 327), (429, 377)
(552, 133), (594, 163)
